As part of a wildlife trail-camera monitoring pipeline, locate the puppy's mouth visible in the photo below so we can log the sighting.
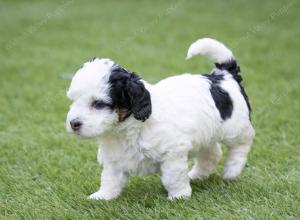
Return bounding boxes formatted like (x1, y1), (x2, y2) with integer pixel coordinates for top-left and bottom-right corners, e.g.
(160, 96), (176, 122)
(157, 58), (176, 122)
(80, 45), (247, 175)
(69, 129), (85, 138)
(66, 119), (103, 139)
(72, 129), (99, 139)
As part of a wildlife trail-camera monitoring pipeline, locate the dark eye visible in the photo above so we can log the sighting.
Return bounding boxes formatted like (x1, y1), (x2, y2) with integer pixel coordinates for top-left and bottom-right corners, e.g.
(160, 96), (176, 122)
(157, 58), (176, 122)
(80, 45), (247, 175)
(91, 100), (111, 109)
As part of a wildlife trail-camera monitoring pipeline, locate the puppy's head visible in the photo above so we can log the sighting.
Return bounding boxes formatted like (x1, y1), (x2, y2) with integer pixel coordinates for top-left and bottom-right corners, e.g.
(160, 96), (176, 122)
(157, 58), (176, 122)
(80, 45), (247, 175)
(66, 58), (151, 138)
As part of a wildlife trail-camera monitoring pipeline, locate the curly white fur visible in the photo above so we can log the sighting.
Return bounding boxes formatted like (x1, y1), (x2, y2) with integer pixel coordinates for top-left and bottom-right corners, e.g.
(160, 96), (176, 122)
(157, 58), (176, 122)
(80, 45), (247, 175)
(66, 38), (255, 200)
(186, 38), (234, 63)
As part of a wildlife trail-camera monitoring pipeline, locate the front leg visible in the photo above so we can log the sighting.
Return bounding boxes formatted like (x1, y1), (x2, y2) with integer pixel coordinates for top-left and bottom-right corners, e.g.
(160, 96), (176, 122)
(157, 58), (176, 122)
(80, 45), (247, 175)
(160, 156), (192, 200)
(89, 165), (128, 201)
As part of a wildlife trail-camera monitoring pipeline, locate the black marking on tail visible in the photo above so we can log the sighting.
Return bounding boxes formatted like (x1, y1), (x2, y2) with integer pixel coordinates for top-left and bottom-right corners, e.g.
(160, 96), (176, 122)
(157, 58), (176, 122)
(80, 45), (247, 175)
(215, 60), (240, 77)
(203, 73), (233, 120)
(215, 60), (252, 114)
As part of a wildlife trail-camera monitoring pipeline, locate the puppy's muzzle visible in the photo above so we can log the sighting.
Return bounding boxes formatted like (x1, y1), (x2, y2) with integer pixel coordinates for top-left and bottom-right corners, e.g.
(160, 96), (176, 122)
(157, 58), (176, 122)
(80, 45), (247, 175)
(70, 119), (82, 131)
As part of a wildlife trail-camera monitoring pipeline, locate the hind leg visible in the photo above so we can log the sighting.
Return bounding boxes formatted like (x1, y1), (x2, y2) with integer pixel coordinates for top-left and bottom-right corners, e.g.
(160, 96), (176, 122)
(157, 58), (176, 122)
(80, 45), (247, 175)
(223, 130), (254, 179)
(223, 144), (251, 179)
(188, 143), (222, 180)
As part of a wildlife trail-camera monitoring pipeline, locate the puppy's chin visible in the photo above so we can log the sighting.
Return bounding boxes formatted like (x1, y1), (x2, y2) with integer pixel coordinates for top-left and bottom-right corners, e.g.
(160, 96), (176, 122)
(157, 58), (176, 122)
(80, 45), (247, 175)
(73, 131), (101, 139)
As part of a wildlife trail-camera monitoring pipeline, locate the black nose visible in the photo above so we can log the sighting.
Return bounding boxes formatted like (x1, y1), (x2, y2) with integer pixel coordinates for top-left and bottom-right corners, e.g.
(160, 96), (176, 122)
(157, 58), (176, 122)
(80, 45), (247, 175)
(70, 119), (82, 131)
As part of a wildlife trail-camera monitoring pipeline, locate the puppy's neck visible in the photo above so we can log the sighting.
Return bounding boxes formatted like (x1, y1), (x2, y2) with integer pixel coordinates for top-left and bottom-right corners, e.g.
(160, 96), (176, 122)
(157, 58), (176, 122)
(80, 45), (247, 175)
(98, 116), (145, 147)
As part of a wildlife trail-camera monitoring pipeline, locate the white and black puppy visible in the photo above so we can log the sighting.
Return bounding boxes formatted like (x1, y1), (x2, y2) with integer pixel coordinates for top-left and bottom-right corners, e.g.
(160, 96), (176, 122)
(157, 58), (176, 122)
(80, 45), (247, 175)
(66, 38), (255, 200)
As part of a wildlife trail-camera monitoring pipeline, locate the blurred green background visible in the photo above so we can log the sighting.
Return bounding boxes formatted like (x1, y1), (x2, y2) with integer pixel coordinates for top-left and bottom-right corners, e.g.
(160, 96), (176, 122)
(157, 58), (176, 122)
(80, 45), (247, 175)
(0, 0), (299, 219)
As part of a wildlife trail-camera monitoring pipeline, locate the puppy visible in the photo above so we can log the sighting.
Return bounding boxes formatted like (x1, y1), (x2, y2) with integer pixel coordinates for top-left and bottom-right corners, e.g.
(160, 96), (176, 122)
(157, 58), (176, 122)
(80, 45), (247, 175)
(66, 38), (255, 200)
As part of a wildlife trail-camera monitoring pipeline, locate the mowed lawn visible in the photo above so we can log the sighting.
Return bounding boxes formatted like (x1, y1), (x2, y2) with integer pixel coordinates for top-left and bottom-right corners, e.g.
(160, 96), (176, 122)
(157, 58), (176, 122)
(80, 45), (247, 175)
(0, 0), (299, 219)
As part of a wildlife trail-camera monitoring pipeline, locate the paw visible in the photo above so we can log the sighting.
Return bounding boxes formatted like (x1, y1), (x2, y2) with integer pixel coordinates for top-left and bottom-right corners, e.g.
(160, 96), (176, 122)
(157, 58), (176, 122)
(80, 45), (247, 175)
(88, 190), (119, 201)
(223, 166), (242, 180)
(167, 186), (192, 200)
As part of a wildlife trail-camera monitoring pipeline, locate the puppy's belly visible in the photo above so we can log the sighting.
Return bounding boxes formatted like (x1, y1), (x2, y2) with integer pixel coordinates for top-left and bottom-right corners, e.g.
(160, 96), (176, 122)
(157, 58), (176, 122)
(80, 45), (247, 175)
(130, 157), (159, 176)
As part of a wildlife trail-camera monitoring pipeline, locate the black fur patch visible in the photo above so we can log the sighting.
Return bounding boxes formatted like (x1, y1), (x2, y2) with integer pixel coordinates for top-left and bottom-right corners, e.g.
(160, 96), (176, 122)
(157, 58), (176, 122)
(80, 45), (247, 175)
(108, 65), (152, 122)
(215, 60), (240, 76)
(203, 73), (233, 120)
(215, 60), (252, 114)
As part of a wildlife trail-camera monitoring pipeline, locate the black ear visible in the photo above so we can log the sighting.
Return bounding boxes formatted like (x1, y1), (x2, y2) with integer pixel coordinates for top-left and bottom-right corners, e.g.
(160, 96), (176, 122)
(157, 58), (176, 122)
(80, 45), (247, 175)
(125, 77), (152, 121)
(109, 66), (152, 122)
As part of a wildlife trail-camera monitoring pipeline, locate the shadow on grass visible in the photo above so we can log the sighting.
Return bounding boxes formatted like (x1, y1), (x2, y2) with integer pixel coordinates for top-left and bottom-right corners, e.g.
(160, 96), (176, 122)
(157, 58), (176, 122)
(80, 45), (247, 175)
(109, 174), (244, 204)
(81, 172), (271, 220)
(191, 174), (238, 191)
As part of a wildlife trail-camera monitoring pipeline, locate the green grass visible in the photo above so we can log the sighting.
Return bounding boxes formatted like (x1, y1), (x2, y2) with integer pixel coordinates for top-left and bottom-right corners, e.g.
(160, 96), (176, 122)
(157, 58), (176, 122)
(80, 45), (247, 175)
(0, 0), (299, 219)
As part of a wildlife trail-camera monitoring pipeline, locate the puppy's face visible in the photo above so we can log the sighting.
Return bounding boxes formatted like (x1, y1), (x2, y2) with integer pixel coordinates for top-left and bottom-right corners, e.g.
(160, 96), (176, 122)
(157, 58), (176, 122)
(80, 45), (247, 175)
(66, 58), (152, 138)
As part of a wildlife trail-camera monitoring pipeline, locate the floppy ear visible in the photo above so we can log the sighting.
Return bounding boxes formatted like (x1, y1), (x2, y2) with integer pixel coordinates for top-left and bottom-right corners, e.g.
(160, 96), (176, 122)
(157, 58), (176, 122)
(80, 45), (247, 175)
(125, 77), (152, 121)
(109, 66), (152, 122)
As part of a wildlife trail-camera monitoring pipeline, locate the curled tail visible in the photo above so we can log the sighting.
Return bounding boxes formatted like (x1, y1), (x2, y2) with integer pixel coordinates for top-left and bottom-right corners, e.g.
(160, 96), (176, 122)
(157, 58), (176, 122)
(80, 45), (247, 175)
(186, 38), (241, 78)
(186, 38), (251, 113)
